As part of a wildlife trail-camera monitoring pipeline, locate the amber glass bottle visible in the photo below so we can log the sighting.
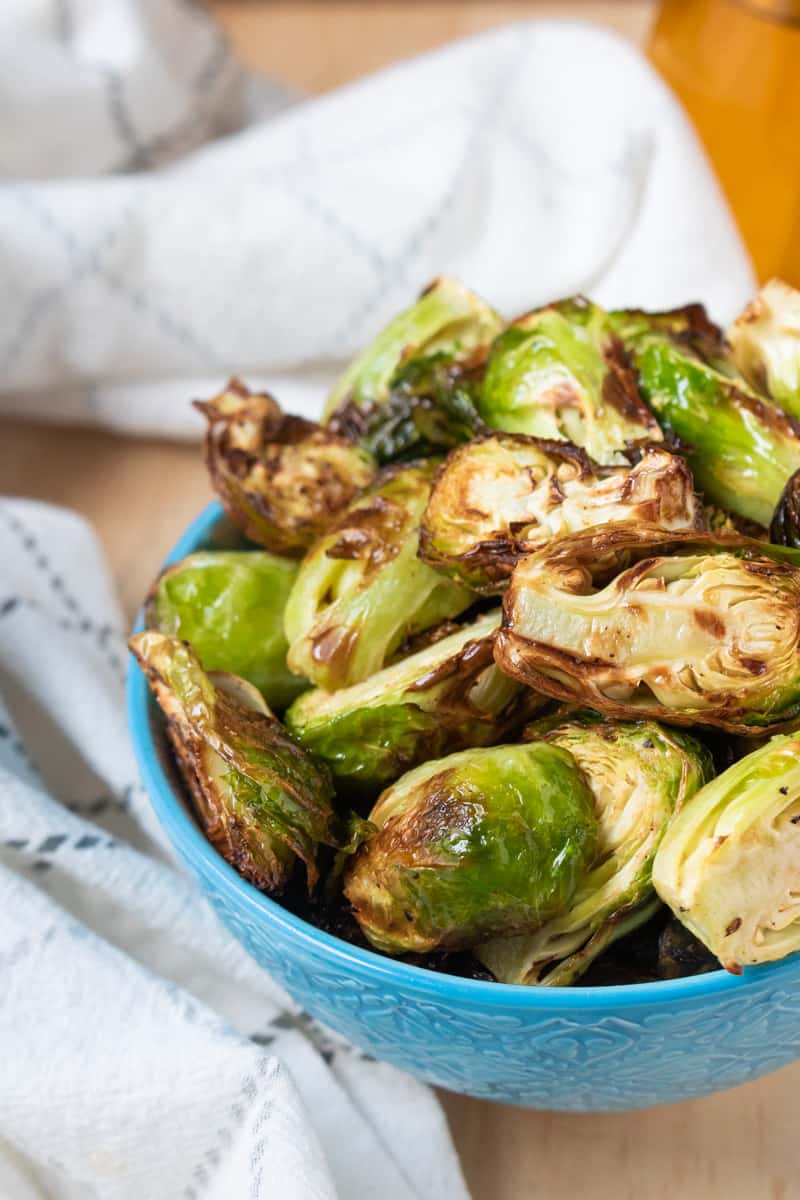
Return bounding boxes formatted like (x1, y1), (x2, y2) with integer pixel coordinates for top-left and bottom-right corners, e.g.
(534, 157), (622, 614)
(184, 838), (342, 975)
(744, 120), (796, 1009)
(649, 0), (800, 285)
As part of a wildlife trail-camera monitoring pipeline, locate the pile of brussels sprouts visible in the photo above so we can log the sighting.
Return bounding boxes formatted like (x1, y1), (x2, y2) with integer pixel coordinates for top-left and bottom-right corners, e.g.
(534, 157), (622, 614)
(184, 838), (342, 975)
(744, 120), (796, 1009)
(131, 276), (800, 986)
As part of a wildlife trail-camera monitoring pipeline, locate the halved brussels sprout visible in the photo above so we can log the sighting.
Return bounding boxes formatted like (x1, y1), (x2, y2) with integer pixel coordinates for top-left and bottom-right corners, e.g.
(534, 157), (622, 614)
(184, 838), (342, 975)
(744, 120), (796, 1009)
(419, 435), (704, 592)
(729, 280), (800, 416)
(653, 732), (800, 972)
(324, 276), (503, 421)
(496, 524), (800, 733)
(147, 550), (306, 710)
(196, 379), (374, 556)
(612, 319), (800, 527)
(130, 631), (345, 892)
(344, 742), (598, 954)
(285, 611), (543, 795)
(284, 460), (474, 690)
(478, 714), (712, 985)
(478, 298), (662, 465)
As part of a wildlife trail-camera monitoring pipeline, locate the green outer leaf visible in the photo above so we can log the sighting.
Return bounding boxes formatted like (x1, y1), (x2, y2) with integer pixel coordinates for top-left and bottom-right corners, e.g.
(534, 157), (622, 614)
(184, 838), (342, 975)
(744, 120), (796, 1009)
(620, 331), (800, 527)
(285, 611), (536, 794)
(354, 352), (486, 465)
(324, 277), (503, 418)
(344, 742), (598, 954)
(477, 716), (712, 985)
(284, 461), (474, 690)
(478, 299), (660, 465)
(130, 631), (341, 890)
(148, 550), (307, 710)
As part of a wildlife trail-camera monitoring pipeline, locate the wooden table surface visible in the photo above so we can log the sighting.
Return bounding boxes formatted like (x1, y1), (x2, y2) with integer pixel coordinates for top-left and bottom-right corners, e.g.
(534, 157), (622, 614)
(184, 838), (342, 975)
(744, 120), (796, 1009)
(2, 3), (798, 1197)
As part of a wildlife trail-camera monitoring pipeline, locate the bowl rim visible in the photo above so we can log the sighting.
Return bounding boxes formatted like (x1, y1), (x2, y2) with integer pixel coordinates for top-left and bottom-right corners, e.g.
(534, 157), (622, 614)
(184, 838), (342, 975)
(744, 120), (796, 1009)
(126, 499), (800, 1009)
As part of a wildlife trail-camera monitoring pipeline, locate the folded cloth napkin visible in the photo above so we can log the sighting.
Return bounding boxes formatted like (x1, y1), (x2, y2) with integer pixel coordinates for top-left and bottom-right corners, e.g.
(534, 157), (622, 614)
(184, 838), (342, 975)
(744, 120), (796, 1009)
(0, 498), (469, 1200)
(0, 3), (755, 1198)
(0, 1), (753, 438)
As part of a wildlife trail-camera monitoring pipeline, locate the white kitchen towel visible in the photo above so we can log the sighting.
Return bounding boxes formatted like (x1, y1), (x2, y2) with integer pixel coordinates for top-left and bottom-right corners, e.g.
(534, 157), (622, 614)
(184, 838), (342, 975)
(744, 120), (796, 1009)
(0, 0), (754, 439)
(0, 4), (756, 1198)
(0, 497), (469, 1200)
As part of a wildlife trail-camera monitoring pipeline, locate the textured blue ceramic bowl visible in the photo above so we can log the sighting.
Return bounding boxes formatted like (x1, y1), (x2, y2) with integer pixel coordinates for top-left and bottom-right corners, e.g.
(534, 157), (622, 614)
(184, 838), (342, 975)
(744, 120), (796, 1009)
(127, 501), (800, 1111)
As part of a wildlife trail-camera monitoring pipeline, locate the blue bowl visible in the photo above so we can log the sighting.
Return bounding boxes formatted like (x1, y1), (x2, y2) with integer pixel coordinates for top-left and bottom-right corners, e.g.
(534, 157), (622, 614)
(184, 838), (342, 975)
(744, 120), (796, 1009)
(127, 502), (800, 1111)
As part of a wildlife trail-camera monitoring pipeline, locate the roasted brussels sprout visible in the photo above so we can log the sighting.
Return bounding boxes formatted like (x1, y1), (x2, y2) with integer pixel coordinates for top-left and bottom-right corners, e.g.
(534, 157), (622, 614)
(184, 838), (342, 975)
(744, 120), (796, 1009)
(196, 379), (374, 556)
(496, 524), (800, 734)
(333, 352), (487, 466)
(611, 302), (731, 374)
(478, 714), (712, 985)
(704, 504), (765, 540)
(284, 460), (474, 690)
(770, 468), (800, 549)
(419, 435), (704, 592)
(324, 276), (503, 421)
(344, 743), (598, 954)
(285, 611), (542, 795)
(130, 631), (345, 891)
(653, 732), (800, 972)
(478, 298), (662, 465)
(147, 551), (306, 709)
(729, 280), (800, 416)
(612, 320), (800, 527)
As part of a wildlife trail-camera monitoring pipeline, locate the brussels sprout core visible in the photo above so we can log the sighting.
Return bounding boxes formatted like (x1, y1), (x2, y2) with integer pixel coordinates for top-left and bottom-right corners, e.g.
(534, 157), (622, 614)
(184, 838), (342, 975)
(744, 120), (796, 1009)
(130, 631), (341, 891)
(478, 715), (711, 985)
(420, 435), (704, 592)
(653, 733), (800, 972)
(497, 525), (800, 733)
(344, 743), (598, 954)
(285, 460), (474, 690)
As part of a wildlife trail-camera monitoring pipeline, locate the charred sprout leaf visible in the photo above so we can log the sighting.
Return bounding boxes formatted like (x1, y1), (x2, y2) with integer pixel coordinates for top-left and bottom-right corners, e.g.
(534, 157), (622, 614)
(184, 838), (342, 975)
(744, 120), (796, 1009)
(419, 434), (704, 592)
(653, 732), (800, 972)
(338, 352), (486, 466)
(196, 379), (374, 556)
(770, 468), (800, 549)
(610, 319), (800, 527)
(478, 714), (711, 985)
(284, 460), (474, 690)
(147, 551), (306, 710)
(285, 610), (544, 797)
(129, 631), (342, 892)
(497, 524), (800, 734)
(344, 743), (598, 954)
(324, 277), (503, 420)
(656, 918), (720, 979)
(611, 302), (731, 374)
(478, 297), (662, 465)
(729, 279), (800, 416)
